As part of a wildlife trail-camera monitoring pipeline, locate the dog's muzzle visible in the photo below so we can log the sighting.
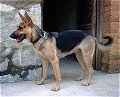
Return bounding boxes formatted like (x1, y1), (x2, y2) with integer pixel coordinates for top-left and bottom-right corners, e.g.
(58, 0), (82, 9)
(10, 33), (26, 43)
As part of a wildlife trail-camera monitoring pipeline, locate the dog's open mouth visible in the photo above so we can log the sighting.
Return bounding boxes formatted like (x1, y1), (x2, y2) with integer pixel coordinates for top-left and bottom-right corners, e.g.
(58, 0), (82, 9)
(16, 34), (26, 43)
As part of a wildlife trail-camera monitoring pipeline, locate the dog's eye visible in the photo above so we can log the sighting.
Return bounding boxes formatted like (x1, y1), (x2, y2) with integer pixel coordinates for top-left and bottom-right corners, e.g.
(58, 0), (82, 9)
(24, 25), (27, 28)
(18, 26), (23, 30)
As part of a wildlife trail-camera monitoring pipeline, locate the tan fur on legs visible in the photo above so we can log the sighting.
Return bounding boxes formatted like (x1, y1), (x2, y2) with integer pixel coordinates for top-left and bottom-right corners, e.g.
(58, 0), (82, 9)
(75, 50), (87, 81)
(49, 57), (61, 91)
(82, 56), (94, 86)
(36, 57), (48, 85)
(79, 36), (95, 86)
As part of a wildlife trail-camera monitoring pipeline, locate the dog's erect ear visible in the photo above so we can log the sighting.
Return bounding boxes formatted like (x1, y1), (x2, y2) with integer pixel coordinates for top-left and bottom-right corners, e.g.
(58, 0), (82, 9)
(24, 11), (33, 27)
(18, 12), (25, 21)
(24, 11), (32, 22)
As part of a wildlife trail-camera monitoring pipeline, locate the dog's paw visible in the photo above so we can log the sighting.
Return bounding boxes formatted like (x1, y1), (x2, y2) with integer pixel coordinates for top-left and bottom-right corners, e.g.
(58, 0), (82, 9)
(75, 77), (82, 81)
(51, 85), (60, 92)
(82, 82), (90, 86)
(36, 80), (44, 85)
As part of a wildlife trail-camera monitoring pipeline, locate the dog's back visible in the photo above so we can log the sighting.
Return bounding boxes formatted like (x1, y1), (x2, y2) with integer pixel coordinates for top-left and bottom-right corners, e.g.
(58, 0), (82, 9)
(55, 30), (89, 52)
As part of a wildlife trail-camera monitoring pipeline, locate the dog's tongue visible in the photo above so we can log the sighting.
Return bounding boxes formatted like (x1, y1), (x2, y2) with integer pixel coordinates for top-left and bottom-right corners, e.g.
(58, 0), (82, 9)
(16, 39), (21, 43)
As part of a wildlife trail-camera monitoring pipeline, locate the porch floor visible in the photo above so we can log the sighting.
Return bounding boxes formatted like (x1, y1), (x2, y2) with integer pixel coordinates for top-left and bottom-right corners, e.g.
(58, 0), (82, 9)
(1, 56), (119, 97)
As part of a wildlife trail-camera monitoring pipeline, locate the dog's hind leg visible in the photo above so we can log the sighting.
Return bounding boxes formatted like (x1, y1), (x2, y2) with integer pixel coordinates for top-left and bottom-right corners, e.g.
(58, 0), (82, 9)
(36, 58), (48, 85)
(82, 54), (94, 86)
(75, 50), (87, 81)
(81, 38), (95, 86)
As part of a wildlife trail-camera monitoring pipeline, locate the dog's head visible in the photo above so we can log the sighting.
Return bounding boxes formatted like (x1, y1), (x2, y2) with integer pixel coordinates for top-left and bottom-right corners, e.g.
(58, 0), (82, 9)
(10, 11), (34, 43)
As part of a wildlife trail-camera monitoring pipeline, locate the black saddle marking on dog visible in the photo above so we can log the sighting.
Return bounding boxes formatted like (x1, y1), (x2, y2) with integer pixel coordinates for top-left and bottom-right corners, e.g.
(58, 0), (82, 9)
(55, 30), (89, 52)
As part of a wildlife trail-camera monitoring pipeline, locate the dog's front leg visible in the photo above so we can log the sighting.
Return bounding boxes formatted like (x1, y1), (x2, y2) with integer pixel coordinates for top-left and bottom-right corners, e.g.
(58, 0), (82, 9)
(50, 57), (61, 91)
(36, 58), (48, 85)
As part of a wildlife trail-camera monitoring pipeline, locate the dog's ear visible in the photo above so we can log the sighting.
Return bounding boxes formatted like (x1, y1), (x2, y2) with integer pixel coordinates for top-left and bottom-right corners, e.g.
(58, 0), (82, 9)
(24, 11), (32, 21)
(24, 11), (33, 27)
(18, 12), (25, 21)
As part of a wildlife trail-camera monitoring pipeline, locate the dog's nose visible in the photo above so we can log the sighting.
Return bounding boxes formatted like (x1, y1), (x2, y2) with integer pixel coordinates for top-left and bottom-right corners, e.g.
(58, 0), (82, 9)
(10, 33), (15, 38)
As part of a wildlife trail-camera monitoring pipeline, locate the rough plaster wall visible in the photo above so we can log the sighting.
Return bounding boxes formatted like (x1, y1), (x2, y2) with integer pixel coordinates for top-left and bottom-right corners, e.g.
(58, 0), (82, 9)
(0, 4), (42, 82)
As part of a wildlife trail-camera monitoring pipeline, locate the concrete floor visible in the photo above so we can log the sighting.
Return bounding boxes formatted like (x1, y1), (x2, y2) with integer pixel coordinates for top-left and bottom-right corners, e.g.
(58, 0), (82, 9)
(1, 56), (119, 97)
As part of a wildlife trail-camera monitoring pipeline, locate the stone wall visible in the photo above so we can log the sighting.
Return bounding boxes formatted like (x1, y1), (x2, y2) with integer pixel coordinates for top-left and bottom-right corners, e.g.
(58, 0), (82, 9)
(102, 0), (120, 73)
(0, 4), (42, 82)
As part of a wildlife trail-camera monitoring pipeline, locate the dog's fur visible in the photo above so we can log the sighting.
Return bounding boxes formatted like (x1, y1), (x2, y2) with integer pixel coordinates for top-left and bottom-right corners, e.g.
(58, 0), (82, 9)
(10, 11), (113, 91)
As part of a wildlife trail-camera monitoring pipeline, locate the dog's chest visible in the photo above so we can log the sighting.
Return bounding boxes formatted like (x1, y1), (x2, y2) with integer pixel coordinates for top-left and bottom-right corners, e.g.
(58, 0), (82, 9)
(35, 38), (56, 59)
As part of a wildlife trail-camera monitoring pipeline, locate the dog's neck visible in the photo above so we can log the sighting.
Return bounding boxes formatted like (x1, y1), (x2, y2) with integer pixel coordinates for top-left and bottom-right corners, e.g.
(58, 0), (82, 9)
(27, 24), (44, 44)
(29, 25), (47, 50)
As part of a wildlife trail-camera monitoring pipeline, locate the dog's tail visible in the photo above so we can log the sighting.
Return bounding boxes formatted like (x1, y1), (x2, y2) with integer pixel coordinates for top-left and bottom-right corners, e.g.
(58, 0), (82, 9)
(94, 36), (113, 50)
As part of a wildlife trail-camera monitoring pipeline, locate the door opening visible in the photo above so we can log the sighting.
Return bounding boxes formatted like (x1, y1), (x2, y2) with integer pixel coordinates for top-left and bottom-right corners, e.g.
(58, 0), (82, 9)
(43, 0), (93, 32)
(43, 0), (77, 32)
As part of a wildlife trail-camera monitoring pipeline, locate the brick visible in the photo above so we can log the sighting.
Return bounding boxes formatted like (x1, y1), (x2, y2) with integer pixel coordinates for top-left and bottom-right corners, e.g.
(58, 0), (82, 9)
(102, 59), (120, 73)
(111, 11), (119, 17)
(110, 0), (119, 1)
(104, 22), (111, 33)
(111, 22), (119, 33)
(104, 22), (120, 33)
(111, 22), (119, 27)
(102, 49), (120, 60)
(107, 33), (120, 37)
(102, 50), (110, 56)
(107, 69), (120, 73)
(118, 39), (120, 44)
(102, 52), (110, 59)
(102, 63), (109, 72)
(111, 15), (119, 22)
(111, 0), (120, 5)
(104, 6), (111, 12)
(104, 11), (111, 22)
(104, 4), (119, 11)
(111, 4), (119, 11)
(109, 59), (120, 68)
(104, 13), (119, 22)
(109, 48), (120, 53)
(104, 3), (119, 22)
(109, 54), (120, 59)
(113, 38), (119, 44)
(104, 0), (111, 6)
(111, 61), (119, 67)
(102, 57), (109, 64)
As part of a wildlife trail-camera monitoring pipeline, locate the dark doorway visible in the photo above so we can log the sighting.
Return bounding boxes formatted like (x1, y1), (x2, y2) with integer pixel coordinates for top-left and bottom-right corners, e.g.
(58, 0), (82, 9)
(43, 0), (92, 32)
(77, 0), (92, 32)
(43, 0), (77, 32)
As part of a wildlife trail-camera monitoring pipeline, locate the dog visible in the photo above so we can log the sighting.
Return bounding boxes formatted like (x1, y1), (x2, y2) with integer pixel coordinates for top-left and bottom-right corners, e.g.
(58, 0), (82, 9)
(10, 11), (113, 91)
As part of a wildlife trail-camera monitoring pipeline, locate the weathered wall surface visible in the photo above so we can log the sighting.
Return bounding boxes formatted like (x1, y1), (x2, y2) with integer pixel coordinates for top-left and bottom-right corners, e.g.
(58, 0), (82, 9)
(0, 4), (42, 82)
(102, 0), (120, 73)
(0, 0), (43, 9)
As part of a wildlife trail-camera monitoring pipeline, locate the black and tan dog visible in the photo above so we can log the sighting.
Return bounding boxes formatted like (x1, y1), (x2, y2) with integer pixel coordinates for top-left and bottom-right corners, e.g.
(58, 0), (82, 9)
(10, 11), (113, 91)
